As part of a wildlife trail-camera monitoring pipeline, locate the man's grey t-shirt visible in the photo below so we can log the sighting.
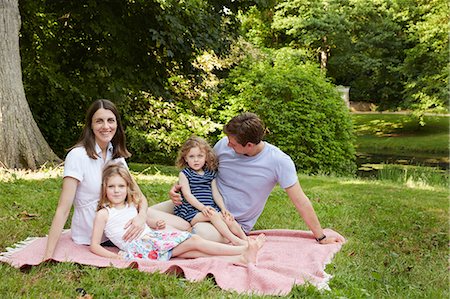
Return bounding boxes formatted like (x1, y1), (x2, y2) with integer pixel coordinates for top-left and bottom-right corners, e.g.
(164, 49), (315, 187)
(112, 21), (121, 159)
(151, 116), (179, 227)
(214, 137), (298, 233)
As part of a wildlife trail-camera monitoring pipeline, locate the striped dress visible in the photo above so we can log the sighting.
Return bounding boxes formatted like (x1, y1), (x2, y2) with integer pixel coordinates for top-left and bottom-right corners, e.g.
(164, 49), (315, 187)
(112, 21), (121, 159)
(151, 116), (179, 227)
(174, 167), (221, 222)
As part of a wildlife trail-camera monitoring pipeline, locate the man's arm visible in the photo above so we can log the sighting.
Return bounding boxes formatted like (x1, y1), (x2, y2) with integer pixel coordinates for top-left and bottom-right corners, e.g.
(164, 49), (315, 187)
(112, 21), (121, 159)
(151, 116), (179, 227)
(285, 182), (343, 244)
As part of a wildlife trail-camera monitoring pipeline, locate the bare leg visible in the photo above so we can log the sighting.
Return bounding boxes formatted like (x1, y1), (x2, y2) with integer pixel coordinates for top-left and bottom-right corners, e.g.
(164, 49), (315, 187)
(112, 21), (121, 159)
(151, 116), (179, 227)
(191, 222), (228, 243)
(148, 201), (191, 231)
(172, 235), (265, 264)
(223, 216), (248, 241)
(191, 212), (247, 246)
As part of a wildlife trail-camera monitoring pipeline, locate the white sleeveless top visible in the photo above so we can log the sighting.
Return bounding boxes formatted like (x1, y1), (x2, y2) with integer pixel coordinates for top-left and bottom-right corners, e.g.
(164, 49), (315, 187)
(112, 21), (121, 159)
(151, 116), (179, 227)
(104, 204), (151, 250)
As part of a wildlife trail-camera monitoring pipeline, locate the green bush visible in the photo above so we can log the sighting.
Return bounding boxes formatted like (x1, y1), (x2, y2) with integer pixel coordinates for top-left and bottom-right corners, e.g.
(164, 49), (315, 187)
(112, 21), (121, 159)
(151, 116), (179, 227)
(219, 48), (356, 175)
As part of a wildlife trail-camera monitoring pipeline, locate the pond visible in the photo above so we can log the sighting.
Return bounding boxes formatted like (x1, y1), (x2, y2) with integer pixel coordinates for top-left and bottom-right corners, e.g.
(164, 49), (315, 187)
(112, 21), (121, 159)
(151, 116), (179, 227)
(356, 152), (449, 177)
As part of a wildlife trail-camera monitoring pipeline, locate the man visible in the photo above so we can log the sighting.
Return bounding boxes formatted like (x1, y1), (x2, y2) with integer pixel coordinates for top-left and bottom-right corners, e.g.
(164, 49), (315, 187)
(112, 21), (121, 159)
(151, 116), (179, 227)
(148, 112), (342, 244)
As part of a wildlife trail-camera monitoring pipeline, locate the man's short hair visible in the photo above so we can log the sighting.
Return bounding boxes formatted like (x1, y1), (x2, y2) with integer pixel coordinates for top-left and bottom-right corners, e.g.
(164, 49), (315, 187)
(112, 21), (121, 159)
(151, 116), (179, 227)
(223, 112), (265, 146)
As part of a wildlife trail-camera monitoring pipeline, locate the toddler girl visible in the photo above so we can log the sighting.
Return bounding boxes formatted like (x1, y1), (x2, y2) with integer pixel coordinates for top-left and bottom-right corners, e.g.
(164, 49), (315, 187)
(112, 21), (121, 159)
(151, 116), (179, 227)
(174, 136), (248, 245)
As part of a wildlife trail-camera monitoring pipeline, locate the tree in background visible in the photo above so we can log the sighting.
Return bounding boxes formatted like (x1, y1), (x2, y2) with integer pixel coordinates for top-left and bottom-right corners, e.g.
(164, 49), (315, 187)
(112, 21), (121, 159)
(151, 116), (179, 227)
(271, 0), (350, 71)
(400, 0), (449, 115)
(0, 0), (60, 169)
(19, 0), (246, 158)
(240, 0), (448, 113)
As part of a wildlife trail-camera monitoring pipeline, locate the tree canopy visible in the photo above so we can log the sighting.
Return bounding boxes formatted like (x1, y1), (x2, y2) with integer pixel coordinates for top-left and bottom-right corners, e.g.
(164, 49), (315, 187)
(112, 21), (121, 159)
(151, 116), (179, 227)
(241, 0), (449, 112)
(8, 0), (447, 169)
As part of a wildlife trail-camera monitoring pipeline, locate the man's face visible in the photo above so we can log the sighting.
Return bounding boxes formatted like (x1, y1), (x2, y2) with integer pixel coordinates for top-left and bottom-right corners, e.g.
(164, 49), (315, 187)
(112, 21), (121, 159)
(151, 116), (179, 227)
(227, 135), (248, 155)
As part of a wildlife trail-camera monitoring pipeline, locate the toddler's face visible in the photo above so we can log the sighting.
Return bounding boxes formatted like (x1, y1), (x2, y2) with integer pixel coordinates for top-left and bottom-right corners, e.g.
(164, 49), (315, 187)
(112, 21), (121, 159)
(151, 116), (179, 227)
(185, 146), (206, 172)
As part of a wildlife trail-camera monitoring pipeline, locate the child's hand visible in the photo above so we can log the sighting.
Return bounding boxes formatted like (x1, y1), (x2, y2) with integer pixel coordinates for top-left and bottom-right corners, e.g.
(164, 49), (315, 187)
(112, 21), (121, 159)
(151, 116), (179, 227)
(118, 250), (127, 260)
(222, 209), (234, 220)
(155, 219), (166, 230)
(202, 206), (215, 217)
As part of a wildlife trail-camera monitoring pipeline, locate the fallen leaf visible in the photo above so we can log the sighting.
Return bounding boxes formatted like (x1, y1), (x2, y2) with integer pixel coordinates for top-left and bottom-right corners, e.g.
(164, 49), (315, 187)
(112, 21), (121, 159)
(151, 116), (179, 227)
(18, 210), (39, 220)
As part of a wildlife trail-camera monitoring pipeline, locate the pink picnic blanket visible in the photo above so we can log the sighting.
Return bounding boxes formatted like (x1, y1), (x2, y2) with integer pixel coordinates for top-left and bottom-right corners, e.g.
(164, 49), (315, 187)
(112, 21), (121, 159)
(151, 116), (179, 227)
(0, 228), (344, 296)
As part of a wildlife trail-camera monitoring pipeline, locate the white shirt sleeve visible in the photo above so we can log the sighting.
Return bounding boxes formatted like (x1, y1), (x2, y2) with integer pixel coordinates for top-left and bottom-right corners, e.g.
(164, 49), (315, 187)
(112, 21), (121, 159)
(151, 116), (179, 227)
(63, 147), (85, 182)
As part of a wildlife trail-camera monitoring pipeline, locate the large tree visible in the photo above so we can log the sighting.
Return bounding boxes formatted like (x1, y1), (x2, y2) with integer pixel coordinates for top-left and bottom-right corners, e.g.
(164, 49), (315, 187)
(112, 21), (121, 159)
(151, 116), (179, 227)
(0, 0), (60, 169)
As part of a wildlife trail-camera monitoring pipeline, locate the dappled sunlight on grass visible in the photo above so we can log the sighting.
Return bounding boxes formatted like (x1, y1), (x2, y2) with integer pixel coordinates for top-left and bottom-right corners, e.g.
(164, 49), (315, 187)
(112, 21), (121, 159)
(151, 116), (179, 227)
(0, 166), (63, 182)
(133, 172), (177, 185)
(355, 119), (407, 136)
(404, 177), (436, 190)
(338, 179), (377, 185)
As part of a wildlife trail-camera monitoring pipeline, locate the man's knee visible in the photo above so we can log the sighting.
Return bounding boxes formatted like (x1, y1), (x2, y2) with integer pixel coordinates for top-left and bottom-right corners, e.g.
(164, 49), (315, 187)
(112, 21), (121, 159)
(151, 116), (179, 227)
(148, 200), (174, 214)
(192, 222), (226, 243)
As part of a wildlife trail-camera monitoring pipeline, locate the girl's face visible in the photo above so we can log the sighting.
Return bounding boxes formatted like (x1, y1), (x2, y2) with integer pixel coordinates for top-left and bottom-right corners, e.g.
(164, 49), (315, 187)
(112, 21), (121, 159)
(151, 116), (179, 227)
(91, 108), (117, 149)
(185, 146), (206, 172)
(106, 174), (128, 208)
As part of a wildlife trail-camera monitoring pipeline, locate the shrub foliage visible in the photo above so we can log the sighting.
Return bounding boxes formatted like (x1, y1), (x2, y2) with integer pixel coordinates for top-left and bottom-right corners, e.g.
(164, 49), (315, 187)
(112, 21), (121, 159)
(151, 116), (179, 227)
(219, 48), (356, 175)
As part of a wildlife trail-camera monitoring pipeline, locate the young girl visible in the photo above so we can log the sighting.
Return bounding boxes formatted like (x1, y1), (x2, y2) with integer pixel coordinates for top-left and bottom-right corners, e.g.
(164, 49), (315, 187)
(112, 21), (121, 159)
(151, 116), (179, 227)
(174, 136), (248, 246)
(90, 162), (265, 263)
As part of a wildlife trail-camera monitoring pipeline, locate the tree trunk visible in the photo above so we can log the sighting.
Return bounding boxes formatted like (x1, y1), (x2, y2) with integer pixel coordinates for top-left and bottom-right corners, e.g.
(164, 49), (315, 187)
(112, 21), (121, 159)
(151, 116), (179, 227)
(319, 36), (329, 71)
(0, 0), (61, 169)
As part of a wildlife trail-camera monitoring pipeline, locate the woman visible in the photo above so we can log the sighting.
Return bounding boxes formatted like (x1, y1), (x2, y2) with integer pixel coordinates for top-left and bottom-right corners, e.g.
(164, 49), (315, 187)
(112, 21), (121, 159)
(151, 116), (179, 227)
(43, 99), (148, 260)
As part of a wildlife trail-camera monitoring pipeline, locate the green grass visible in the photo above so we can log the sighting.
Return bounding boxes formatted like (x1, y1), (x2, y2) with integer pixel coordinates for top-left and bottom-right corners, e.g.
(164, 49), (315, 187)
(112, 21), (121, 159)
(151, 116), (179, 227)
(352, 114), (449, 157)
(0, 165), (448, 298)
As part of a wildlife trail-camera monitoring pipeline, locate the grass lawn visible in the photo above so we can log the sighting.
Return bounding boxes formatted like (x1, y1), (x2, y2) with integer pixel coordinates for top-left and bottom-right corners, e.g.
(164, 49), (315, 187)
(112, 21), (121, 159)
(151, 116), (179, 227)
(0, 165), (447, 298)
(352, 114), (449, 158)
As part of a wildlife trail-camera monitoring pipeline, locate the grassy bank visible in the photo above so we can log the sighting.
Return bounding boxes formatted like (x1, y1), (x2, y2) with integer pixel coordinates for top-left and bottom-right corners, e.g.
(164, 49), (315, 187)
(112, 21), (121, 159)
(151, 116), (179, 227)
(0, 165), (448, 298)
(352, 114), (449, 157)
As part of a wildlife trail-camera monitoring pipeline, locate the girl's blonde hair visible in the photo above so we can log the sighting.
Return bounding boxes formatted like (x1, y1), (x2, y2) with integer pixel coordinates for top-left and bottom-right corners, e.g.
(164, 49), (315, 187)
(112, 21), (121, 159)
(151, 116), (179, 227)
(176, 136), (218, 171)
(97, 161), (143, 211)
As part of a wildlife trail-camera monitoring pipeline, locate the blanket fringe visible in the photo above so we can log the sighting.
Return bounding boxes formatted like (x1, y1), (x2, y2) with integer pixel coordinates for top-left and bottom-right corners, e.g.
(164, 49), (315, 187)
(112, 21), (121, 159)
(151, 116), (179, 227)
(0, 237), (40, 259)
(0, 229), (69, 260)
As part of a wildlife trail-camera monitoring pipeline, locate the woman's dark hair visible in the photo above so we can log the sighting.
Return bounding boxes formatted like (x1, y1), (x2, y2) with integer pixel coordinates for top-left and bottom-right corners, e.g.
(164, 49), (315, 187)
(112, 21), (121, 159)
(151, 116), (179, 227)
(71, 99), (131, 159)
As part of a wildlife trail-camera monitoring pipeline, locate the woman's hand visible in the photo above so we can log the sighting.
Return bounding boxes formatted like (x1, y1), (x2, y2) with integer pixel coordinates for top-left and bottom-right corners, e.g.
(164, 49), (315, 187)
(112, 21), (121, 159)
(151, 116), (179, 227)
(123, 214), (146, 242)
(169, 184), (183, 206)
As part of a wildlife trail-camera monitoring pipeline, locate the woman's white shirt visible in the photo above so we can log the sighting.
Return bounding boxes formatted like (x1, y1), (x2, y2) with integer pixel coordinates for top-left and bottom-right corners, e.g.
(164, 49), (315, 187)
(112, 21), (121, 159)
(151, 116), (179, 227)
(63, 143), (126, 245)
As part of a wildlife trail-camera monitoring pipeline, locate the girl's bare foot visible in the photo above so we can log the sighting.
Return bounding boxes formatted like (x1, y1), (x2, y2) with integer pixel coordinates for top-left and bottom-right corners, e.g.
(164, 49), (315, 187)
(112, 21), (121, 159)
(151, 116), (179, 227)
(248, 233), (266, 249)
(240, 238), (262, 264)
(232, 238), (249, 246)
(255, 233), (266, 249)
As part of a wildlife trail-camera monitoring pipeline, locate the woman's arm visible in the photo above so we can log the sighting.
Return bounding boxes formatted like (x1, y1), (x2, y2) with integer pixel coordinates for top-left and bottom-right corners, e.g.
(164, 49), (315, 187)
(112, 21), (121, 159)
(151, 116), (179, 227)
(43, 177), (78, 260)
(90, 209), (120, 259)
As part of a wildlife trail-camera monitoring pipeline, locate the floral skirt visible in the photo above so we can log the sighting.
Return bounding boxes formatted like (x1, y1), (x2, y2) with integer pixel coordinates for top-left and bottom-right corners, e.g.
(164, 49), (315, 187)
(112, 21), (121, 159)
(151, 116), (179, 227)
(123, 230), (191, 261)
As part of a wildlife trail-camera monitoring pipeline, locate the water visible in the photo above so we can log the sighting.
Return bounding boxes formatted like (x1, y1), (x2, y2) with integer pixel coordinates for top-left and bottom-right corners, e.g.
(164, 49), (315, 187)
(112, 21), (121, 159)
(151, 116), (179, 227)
(356, 152), (449, 177)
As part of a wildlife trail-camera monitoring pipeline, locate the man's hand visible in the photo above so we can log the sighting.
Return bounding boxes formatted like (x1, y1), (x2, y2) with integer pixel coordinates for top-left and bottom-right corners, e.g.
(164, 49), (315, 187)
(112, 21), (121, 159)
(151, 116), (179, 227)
(319, 235), (345, 244)
(169, 184), (183, 206)
(122, 214), (146, 242)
